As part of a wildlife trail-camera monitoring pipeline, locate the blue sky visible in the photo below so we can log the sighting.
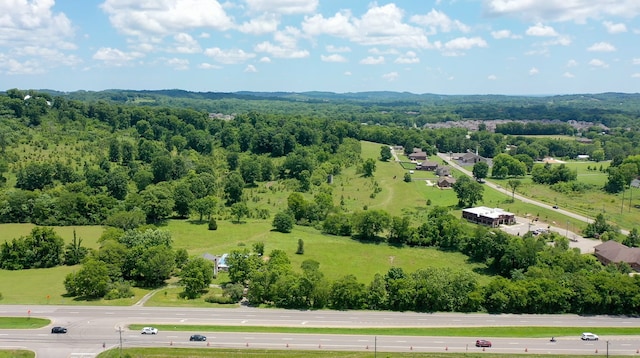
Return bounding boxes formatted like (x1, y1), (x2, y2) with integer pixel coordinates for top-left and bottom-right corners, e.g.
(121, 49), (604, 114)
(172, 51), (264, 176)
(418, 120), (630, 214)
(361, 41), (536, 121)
(1, 0), (639, 95)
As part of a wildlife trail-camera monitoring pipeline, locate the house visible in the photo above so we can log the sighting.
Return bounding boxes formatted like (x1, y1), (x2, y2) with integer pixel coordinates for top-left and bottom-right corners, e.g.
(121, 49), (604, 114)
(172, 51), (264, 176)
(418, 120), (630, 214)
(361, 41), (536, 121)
(576, 155), (590, 160)
(459, 152), (486, 164)
(437, 177), (456, 188)
(201, 253), (220, 276)
(416, 161), (438, 171)
(435, 165), (451, 177)
(594, 240), (640, 271)
(409, 151), (428, 161)
(462, 206), (516, 227)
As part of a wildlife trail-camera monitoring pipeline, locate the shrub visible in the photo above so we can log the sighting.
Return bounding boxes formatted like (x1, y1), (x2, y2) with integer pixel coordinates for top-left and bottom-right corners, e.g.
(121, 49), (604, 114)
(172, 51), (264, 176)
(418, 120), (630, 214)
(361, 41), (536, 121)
(296, 239), (304, 255)
(204, 294), (236, 304)
(208, 218), (217, 230)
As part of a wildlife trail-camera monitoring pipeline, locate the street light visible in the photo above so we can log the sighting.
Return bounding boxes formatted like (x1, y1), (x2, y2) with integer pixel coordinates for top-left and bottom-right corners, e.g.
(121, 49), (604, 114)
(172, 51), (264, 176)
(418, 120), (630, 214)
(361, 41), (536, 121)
(117, 326), (123, 357)
(606, 340), (609, 358)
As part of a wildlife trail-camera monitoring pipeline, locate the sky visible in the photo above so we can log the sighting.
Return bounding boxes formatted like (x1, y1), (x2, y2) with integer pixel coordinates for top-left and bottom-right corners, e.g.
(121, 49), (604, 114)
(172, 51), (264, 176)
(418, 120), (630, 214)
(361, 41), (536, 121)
(1, 0), (640, 95)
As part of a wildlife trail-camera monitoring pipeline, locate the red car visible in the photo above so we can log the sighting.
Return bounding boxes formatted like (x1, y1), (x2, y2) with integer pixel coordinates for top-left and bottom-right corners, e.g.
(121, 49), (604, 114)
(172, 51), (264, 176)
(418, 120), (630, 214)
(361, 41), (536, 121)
(476, 339), (492, 347)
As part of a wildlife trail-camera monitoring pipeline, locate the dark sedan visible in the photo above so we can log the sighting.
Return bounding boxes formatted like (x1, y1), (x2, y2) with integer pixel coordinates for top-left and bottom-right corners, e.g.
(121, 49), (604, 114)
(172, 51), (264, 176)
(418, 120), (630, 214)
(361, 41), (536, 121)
(51, 326), (68, 334)
(189, 334), (207, 341)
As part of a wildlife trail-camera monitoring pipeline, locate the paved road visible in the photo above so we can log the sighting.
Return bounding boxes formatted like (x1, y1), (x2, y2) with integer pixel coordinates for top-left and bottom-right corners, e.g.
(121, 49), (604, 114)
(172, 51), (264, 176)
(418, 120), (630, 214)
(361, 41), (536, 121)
(436, 152), (630, 238)
(2, 305), (640, 357)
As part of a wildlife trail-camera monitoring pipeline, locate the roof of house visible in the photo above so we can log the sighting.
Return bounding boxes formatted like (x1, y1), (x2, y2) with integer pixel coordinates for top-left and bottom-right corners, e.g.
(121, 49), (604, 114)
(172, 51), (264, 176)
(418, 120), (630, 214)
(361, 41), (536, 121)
(437, 177), (456, 185)
(594, 240), (640, 265)
(462, 206), (514, 218)
(409, 151), (428, 158)
(419, 161), (438, 167)
(201, 253), (219, 261)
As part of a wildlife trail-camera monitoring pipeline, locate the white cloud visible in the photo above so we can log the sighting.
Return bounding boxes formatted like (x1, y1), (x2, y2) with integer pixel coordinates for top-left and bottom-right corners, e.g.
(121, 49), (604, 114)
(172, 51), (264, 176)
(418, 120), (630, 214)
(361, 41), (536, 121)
(245, 0), (318, 14)
(410, 9), (470, 34)
(488, 74), (497, 80)
(0, 0), (78, 74)
(244, 64), (257, 72)
(382, 72), (399, 81)
(526, 23), (558, 37)
(603, 21), (627, 34)
(589, 59), (609, 68)
(170, 33), (201, 54)
(0, 55), (44, 75)
(563, 72), (575, 78)
(443, 37), (488, 54)
(529, 67), (539, 75)
(587, 42), (616, 52)
(100, 0), (233, 38)
(369, 48), (399, 55)
(632, 73), (640, 78)
(326, 45), (351, 53)
(321, 54), (347, 62)
(484, 0), (640, 23)
(394, 51), (420, 64)
(491, 29), (521, 39)
(360, 56), (385, 65)
(254, 41), (309, 59)
(344, 71), (352, 76)
(567, 59), (579, 67)
(165, 58), (189, 70)
(633, 58), (640, 65)
(204, 47), (256, 64)
(302, 4), (430, 48)
(92, 47), (143, 66)
(259, 56), (271, 63)
(0, 0), (75, 48)
(237, 14), (279, 35)
(198, 62), (221, 69)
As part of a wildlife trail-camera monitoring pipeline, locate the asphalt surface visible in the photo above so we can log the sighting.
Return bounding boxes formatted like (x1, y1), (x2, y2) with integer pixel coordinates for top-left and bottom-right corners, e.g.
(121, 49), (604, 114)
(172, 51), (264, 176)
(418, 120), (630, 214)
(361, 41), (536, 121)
(2, 305), (640, 357)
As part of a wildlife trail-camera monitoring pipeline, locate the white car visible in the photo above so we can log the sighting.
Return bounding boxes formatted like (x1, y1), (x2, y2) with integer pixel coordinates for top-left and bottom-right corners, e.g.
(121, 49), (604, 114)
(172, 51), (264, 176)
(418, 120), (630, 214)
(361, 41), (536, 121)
(141, 327), (158, 335)
(581, 332), (598, 341)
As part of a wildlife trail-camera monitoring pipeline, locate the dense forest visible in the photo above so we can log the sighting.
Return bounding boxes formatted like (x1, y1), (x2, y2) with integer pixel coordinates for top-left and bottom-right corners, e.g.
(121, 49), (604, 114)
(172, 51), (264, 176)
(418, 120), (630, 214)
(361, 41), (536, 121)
(1, 88), (640, 314)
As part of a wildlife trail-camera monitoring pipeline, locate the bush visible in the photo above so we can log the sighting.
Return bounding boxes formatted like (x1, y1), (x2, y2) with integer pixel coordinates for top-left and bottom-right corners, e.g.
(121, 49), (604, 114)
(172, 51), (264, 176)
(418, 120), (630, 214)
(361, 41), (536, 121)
(104, 281), (134, 300)
(204, 294), (236, 304)
(296, 238), (304, 255)
(208, 218), (217, 230)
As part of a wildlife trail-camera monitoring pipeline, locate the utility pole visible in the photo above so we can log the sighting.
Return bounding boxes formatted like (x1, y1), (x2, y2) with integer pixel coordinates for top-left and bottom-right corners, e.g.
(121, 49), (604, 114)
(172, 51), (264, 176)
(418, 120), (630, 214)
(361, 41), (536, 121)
(374, 336), (377, 358)
(118, 326), (123, 357)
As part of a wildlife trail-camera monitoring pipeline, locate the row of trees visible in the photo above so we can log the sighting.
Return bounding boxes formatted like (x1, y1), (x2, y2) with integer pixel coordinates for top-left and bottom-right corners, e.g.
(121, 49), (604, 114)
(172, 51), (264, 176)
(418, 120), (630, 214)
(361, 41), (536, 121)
(0, 227), (88, 270)
(224, 234), (640, 314)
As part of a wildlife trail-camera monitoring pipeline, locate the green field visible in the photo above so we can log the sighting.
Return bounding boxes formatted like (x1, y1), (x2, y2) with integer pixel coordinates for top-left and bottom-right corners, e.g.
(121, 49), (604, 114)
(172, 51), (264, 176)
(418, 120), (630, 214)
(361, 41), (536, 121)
(127, 324), (638, 338)
(95, 348), (632, 358)
(0, 141), (633, 307)
(0, 351), (34, 358)
(0, 317), (49, 329)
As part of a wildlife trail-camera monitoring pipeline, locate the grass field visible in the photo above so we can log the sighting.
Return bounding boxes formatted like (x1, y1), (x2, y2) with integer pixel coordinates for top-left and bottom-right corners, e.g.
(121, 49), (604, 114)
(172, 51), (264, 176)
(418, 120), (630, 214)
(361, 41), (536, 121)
(0, 317), (49, 329)
(0, 351), (33, 358)
(1, 141), (634, 307)
(95, 347), (632, 358)
(126, 324), (638, 338)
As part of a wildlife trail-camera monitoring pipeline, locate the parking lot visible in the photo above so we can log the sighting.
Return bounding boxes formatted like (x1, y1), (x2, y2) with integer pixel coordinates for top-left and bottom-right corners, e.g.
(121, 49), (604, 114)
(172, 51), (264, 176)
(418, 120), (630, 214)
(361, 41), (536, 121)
(500, 215), (600, 254)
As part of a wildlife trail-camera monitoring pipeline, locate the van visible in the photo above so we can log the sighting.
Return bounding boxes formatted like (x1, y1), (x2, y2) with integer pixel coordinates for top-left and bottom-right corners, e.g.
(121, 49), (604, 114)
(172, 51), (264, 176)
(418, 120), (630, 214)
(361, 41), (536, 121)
(581, 333), (598, 341)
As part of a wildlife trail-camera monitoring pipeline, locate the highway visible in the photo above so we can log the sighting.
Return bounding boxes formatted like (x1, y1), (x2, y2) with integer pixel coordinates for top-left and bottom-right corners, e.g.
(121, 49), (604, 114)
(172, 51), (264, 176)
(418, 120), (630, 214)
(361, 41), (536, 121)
(1, 305), (640, 357)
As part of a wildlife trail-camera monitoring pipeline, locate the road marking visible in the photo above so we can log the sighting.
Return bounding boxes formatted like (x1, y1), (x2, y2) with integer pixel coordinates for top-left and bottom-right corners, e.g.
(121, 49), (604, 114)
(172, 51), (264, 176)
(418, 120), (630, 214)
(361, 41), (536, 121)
(104, 312), (114, 315)
(319, 338), (330, 341)
(357, 339), (368, 342)
(241, 320), (247, 323)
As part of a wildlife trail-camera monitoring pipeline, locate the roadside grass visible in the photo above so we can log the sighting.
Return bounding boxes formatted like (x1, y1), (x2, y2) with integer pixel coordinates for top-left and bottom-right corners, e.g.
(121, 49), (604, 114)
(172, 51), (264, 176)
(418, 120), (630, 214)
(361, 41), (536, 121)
(142, 286), (238, 308)
(0, 351), (34, 358)
(0, 317), (49, 329)
(127, 324), (638, 338)
(95, 348), (633, 358)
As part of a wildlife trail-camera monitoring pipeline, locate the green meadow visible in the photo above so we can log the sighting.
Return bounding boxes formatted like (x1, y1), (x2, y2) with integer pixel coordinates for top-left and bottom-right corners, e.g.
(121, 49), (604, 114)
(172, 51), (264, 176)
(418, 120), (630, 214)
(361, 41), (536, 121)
(1, 141), (632, 306)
